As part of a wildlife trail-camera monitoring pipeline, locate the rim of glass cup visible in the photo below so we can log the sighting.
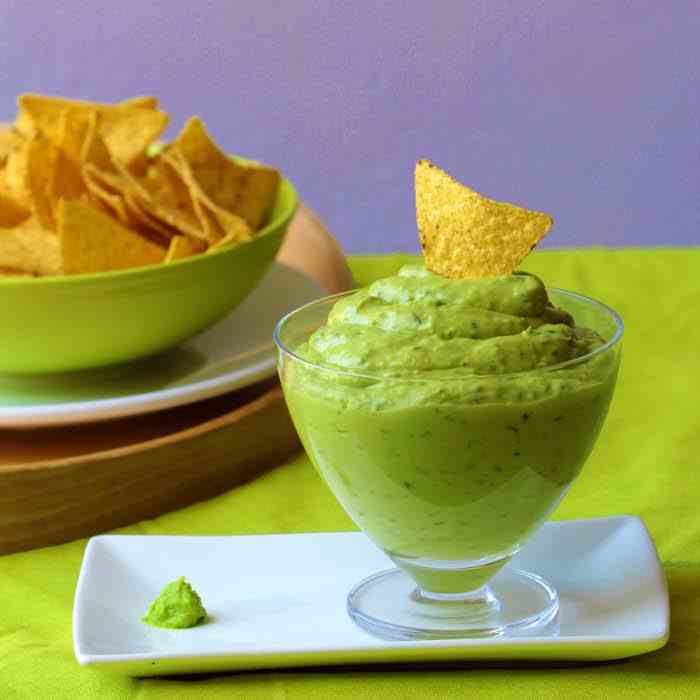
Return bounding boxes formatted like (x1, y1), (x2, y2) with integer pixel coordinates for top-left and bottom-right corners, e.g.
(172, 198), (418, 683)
(273, 287), (624, 383)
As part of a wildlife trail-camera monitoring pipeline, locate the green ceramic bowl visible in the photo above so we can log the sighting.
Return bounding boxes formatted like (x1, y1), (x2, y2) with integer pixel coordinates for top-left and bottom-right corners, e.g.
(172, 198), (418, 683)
(0, 173), (298, 374)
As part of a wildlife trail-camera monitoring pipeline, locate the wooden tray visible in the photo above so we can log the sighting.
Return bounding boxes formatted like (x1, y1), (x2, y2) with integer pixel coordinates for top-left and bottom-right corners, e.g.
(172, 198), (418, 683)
(0, 205), (353, 555)
(0, 381), (298, 554)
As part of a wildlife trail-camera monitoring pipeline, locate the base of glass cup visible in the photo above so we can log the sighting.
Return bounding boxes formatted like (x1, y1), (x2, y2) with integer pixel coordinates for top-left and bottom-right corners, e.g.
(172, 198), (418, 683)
(347, 567), (559, 640)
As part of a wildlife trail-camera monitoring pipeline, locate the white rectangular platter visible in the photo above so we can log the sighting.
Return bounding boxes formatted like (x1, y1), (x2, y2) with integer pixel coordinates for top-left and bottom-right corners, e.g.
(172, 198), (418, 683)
(73, 516), (669, 676)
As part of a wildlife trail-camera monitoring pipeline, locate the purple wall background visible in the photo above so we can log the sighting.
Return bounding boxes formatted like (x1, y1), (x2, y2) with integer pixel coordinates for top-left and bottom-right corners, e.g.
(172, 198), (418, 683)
(1, 1), (698, 253)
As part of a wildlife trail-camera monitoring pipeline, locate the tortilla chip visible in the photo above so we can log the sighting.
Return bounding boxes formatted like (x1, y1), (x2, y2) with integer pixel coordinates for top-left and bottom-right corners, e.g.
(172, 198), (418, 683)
(102, 108), (168, 168)
(120, 96), (159, 110)
(105, 157), (206, 243)
(173, 117), (279, 229)
(14, 109), (35, 138)
(144, 153), (195, 213)
(73, 179), (163, 252)
(80, 163), (130, 197)
(79, 111), (113, 172)
(48, 109), (91, 202)
(154, 150), (221, 243)
(0, 217), (62, 275)
(3, 138), (32, 206)
(201, 197), (252, 243)
(118, 96), (160, 173)
(80, 164), (171, 243)
(6, 126), (89, 228)
(3, 95), (282, 276)
(56, 107), (92, 163)
(0, 125), (20, 164)
(83, 164), (132, 223)
(160, 147), (252, 244)
(0, 190), (30, 227)
(17, 94), (168, 167)
(17, 95), (93, 143)
(79, 127), (128, 222)
(5, 134), (60, 229)
(122, 191), (180, 242)
(415, 160), (553, 278)
(133, 189), (204, 241)
(164, 235), (204, 263)
(207, 229), (245, 251)
(144, 157), (218, 243)
(58, 199), (165, 274)
(0, 266), (36, 277)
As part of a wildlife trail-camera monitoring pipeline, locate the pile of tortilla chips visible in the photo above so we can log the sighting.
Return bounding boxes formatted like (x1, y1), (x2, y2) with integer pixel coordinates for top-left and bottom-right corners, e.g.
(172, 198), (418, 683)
(415, 159), (553, 278)
(0, 94), (280, 277)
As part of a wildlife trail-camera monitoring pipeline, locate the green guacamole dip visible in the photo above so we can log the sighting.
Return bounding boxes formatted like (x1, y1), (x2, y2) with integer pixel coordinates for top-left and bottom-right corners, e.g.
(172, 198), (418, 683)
(284, 265), (620, 593)
(142, 577), (207, 629)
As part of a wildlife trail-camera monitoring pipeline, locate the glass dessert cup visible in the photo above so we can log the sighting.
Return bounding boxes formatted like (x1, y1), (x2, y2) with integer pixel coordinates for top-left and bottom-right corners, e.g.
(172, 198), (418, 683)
(274, 289), (623, 640)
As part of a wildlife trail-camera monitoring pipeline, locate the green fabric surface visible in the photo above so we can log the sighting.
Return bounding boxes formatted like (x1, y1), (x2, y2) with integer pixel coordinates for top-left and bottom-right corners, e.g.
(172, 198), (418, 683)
(1, 248), (698, 699)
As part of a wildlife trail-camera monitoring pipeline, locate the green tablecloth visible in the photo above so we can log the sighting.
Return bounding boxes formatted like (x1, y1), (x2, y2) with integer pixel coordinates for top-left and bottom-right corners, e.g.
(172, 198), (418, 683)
(1, 249), (698, 699)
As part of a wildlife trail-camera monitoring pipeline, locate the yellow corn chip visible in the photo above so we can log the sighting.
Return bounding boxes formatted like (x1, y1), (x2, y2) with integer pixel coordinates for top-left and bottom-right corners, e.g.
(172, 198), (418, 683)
(91, 158), (166, 222)
(143, 152), (198, 219)
(0, 266), (36, 277)
(161, 147), (252, 244)
(146, 151), (191, 201)
(0, 190), (30, 227)
(1, 125), (20, 164)
(80, 113), (114, 173)
(51, 153), (88, 208)
(3, 138), (32, 206)
(207, 229), (243, 251)
(83, 164), (132, 223)
(35, 111), (94, 221)
(133, 190), (204, 241)
(119, 96), (159, 110)
(415, 160), (553, 278)
(80, 164), (130, 196)
(4, 94), (283, 276)
(17, 95), (97, 143)
(143, 156), (218, 243)
(79, 179), (170, 250)
(14, 109), (35, 138)
(17, 94), (168, 167)
(117, 96), (160, 173)
(111, 158), (207, 243)
(5, 134), (59, 228)
(173, 117), (279, 229)
(58, 199), (165, 274)
(198, 197), (251, 244)
(155, 150), (224, 244)
(57, 107), (92, 163)
(122, 191), (180, 241)
(50, 109), (90, 201)
(164, 235), (204, 262)
(80, 163), (175, 243)
(0, 217), (62, 275)
(201, 197), (252, 243)
(79, 126), (128, 223)
(102, 108), (169, 168)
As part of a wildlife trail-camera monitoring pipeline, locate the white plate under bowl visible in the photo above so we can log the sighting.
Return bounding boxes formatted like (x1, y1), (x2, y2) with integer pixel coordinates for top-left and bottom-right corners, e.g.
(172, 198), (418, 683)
(73, 516), (669, 676)
(0, 263), (320, 428)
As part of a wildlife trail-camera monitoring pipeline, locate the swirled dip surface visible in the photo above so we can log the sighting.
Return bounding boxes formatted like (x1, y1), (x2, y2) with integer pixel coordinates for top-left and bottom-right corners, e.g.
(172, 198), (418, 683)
(284, 265), (620, 593)
(295, 265), (608, 409)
